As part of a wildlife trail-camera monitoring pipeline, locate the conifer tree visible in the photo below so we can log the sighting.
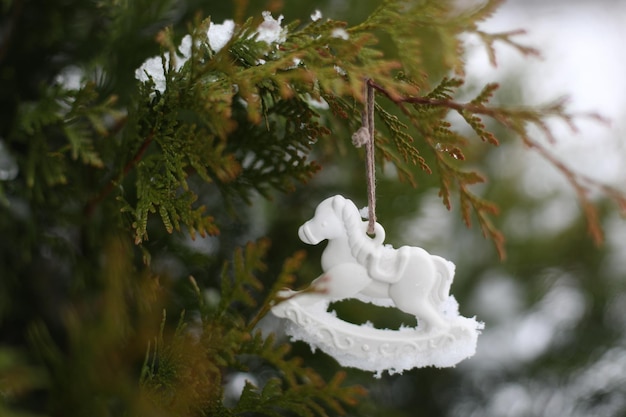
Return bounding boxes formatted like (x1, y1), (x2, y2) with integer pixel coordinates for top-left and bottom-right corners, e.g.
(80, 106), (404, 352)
(1, 1), (624, 416)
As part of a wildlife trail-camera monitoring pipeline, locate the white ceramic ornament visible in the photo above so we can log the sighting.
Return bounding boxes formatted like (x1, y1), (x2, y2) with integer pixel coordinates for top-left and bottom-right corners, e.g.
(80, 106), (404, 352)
(271, 195), (483, 376)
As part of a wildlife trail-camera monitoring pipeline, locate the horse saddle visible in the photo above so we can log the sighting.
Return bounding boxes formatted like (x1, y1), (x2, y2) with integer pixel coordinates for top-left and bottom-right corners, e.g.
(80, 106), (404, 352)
(365, 245), (411, 284)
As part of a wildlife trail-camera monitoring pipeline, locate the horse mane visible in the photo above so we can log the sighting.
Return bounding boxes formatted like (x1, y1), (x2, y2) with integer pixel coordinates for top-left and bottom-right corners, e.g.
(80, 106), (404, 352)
(333, 196), (413, 283)
(330, 195), (362, 236)
(329, 196), (372, 265)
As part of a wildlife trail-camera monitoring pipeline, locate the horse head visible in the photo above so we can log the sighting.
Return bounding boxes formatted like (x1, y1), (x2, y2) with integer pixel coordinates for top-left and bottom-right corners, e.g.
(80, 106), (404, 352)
(298, 195), (350, 245)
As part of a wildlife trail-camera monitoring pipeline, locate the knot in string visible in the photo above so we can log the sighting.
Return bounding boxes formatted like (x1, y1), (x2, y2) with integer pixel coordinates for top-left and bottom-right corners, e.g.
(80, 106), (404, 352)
(351, 126), (370, 147)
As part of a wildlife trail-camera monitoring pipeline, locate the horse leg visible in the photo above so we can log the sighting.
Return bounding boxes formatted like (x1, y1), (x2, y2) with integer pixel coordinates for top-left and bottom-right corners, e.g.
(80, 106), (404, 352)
(388, 257), (450, 333)
(290, 262), (371, 307)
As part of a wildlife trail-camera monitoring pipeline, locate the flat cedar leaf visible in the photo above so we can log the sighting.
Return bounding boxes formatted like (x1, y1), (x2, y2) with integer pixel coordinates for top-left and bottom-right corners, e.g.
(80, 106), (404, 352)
(470, 82), (500, 106)
(376, 140), (419, 186)
(283, 400), (315, 417)
(158, 205), (174, 233)
(260, 378), (283, 401)
(217, 239), (270, 314)
(238, 381), (260, 405)
(304, 401), (327, 417)
(451, 148), (465, 160)
(425, 77), (464, 100)
(242, 333), (301, 387)
(459, 110), (499, 145)
(268, 250), (306, 299)
(63, 123), (105, 167)
(460, 186), (505, 258)
(473, 28), (540, 67)
(438, 176), (454, 210)
(235, 380), (284, 417)
(458, 169), (486, 185)
(377, 105), (430, 174)
(462, 0), (504, 24)
(460, 188), (473, 227)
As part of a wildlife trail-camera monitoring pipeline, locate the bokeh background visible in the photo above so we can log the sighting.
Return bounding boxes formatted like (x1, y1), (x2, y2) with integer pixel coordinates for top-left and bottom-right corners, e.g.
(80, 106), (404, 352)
(2, 1), (625, 416)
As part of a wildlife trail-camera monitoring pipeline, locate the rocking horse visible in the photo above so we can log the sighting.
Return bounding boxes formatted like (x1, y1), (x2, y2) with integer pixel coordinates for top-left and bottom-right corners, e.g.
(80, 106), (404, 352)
(272, 195), (482, 375)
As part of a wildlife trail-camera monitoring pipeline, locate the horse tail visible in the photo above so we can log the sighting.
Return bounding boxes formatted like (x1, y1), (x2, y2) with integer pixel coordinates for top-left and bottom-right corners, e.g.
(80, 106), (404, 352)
(430, 255), (455, 304)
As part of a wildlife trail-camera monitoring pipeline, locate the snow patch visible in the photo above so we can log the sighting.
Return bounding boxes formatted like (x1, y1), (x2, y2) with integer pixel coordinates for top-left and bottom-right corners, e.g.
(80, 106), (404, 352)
(331, 28), (349, 40)
(256, 11), (285, 44)
(311, 10), (322, 21)
(208, 19), (235, 52)
(135, 12), (285, 93)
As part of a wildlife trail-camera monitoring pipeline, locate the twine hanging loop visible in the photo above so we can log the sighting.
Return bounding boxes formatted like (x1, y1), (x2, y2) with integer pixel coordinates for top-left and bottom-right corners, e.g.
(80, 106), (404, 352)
(351, 79), (377, 234)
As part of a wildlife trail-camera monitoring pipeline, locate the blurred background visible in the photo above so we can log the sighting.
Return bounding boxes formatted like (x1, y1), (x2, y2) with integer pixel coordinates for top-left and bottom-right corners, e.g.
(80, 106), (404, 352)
(443, 2), (626, 416)
(2, 0), (625, 416)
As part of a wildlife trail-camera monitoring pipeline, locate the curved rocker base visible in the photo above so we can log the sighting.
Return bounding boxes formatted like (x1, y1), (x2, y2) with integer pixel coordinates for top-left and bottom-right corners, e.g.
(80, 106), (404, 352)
(272, 295), (483, 377)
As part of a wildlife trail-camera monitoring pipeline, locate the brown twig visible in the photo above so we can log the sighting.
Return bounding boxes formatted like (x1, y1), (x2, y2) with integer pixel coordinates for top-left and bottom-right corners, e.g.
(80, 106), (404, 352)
(368, 78), (503, 117)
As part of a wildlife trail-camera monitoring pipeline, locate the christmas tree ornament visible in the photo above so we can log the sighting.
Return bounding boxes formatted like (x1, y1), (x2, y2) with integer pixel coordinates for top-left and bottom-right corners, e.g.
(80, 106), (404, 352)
(272, 81), (481, 376)
(271, 195), (483, 376)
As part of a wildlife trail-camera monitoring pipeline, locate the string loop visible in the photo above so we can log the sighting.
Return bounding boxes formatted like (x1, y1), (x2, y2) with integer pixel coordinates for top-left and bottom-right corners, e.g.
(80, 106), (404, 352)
(352, 79), (377, 234)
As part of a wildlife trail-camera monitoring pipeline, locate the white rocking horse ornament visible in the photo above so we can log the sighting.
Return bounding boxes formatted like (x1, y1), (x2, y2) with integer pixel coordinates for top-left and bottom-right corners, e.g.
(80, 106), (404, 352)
(271, 195), (483, 376)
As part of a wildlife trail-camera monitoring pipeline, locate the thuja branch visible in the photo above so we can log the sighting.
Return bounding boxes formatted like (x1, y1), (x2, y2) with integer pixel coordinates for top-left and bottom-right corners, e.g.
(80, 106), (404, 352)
(84, 132), (154, 217)
(368, 78), (625, 250)
(370, 78), (550, 124)
(368, 78), (603, 141)
(473, 29), (541, 66)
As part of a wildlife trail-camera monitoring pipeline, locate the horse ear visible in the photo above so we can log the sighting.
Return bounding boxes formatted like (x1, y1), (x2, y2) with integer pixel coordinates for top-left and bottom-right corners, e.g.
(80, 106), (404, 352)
(336, 196), (358, 222)
(331, 195), (345, 211)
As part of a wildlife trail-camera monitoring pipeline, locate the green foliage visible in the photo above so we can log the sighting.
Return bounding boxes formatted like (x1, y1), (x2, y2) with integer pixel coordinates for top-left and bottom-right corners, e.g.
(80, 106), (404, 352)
(11, 238), (163, 417)
(7, 83), (116, 198)
(366, 71), (625, 256)
(137, 239), (364, 417)
(0, 347), (47, 417)
(48, 0), (610, 252)
(1, 0), (625, 416)
(234, 369), (363, 417)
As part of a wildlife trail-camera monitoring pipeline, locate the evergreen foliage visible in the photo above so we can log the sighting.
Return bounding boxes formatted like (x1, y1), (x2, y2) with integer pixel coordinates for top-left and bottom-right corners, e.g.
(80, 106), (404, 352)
(1, 0), (624, 416)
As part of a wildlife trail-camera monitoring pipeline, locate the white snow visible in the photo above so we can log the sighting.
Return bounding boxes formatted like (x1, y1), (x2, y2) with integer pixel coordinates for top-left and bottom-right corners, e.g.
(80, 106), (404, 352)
(304, 94), (329, 110)
(135, 12), (285, 93)
(333, 65), (346, 76)
(223, 372), (258, 404)
(310, 10), (322, 22)
(331, 28), (349, 40)
(255, 11), (285, 44)
(135, 55), (168, 93)
(207, 19), (235, 52)
(178, 34), (192, 60)
(54, 65), (84, 90)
